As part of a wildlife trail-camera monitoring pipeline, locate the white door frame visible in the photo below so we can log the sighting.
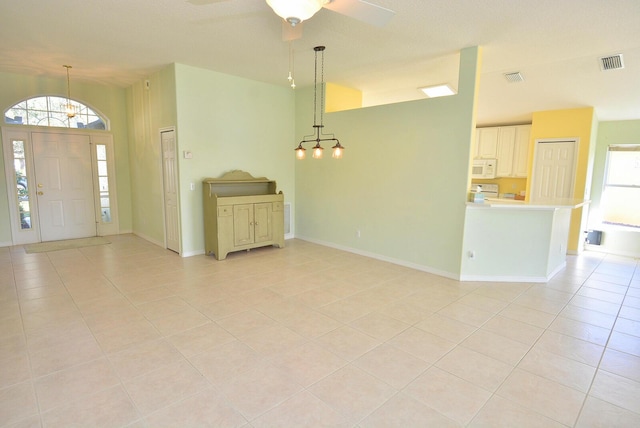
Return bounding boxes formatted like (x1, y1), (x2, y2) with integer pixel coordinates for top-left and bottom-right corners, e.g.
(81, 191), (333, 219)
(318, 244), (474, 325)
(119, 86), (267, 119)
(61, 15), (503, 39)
(529, 138), (579, 201)
(159, 126), (181, 254)
(2, 126), (118, 245)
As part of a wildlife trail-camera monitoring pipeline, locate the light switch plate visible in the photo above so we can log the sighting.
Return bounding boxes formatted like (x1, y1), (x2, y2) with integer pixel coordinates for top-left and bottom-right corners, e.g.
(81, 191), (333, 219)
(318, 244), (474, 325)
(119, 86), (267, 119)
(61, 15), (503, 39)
(183, 150), (193, 159)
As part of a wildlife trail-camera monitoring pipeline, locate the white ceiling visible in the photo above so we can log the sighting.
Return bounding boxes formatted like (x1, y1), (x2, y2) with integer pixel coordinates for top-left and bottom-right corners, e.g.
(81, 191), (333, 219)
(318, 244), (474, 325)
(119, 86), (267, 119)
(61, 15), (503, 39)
(1, 0), (639, 125)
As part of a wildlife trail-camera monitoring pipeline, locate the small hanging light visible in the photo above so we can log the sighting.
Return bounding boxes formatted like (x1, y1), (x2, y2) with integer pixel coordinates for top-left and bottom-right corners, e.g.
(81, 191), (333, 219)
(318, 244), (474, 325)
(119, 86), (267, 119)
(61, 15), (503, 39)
(294, 46), (344, 160)
(63, 65), (75, 118)
(295, 144), (306, 160)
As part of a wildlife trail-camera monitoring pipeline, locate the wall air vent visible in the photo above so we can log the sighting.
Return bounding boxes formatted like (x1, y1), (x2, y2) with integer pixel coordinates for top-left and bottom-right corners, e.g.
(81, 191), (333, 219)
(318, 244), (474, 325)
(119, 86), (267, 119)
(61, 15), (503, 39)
(599, 54), (624, 71)
(503, 72), (524, 83)
(284, 202), (291, 236)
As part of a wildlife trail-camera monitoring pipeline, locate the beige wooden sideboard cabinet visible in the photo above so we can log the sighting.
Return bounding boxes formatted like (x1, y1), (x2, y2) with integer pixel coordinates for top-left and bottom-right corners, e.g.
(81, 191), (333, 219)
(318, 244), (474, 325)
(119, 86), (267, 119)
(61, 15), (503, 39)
(203, 170), (285, 260)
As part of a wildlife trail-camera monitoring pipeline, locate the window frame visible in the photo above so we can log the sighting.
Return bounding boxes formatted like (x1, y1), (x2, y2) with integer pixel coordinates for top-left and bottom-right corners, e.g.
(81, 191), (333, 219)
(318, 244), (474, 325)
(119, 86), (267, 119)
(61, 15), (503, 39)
(601, 144), (640, 228)
(4, 95), (109, 130)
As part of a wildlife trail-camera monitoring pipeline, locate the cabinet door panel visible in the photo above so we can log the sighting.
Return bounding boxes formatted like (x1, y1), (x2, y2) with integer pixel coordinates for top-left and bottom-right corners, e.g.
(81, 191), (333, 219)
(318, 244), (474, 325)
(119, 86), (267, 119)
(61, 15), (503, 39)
(513, 125), (531, 177)
(253, 203), (273, 243)
(496, 127), (516, 177)
(233, 204), (254, 246)
(476, 128), (499, 159)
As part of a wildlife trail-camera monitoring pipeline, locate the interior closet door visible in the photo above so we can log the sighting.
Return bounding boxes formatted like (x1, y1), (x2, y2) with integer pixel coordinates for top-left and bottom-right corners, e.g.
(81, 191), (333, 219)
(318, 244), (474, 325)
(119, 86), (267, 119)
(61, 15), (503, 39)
(530, 139), (577, 200)
(161, 129), (180, 253)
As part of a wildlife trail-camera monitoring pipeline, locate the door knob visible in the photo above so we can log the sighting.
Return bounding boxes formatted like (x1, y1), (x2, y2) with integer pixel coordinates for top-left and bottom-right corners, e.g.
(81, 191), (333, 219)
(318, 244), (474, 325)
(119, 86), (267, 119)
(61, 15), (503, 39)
(37, 191), (44, 195)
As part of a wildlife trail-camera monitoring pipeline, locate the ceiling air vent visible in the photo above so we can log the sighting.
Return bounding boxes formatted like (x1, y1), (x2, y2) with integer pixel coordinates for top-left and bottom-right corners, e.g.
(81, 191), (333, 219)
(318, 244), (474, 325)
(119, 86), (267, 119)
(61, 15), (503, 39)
(599, 54), (624, 71)
(503, 72), (524, 83)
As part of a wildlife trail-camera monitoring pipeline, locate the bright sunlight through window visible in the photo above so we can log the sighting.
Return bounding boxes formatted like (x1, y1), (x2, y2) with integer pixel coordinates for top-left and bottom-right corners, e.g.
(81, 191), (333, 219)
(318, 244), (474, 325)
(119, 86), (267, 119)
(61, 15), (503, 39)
(602, 144), (640, 228)
(4, 96), (107, 129)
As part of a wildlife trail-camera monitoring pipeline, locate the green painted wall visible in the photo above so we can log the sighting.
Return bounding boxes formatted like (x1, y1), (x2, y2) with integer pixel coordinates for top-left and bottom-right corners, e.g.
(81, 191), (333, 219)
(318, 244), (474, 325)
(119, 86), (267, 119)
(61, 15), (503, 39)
(173, 63), (295, 256)
(587, 119), (640, 256)
(126, 65), (178, 246)
(0, 71), (132, 244)
(294, 47), (481, 277)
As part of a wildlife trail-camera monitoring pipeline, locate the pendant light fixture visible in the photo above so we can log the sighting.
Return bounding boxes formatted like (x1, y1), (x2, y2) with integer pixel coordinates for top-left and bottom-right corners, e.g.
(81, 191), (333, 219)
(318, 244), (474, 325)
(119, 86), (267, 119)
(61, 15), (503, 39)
(266, 0), (324, 27)
(63, 65), (75, 118)
(294, 46), (344, 160)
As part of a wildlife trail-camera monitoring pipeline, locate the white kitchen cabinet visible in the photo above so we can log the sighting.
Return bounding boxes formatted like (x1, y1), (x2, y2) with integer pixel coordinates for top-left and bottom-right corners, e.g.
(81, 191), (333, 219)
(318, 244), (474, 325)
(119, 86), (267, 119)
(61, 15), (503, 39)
(475, 128), (499, 159)
(478, 124), (531, 177)
(203, 170), (284, 260)
(512, 125), (531, 177)
(495, 127), (517, 176)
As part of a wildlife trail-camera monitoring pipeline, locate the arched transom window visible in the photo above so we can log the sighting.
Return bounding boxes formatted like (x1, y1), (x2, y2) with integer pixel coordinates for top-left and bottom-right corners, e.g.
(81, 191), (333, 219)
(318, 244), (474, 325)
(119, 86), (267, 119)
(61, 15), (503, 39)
(4, 96), (107, 130)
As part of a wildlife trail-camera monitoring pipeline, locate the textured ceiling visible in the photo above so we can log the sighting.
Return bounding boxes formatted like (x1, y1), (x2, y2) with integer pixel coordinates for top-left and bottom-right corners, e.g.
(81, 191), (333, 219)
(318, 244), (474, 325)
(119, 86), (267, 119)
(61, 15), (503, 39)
(1, 0), (639, 125)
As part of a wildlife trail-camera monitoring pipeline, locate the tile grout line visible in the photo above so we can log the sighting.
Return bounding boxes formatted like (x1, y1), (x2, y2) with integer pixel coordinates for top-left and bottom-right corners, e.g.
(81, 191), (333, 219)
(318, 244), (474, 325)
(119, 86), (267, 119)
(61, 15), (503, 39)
(572, 255), (638, 427)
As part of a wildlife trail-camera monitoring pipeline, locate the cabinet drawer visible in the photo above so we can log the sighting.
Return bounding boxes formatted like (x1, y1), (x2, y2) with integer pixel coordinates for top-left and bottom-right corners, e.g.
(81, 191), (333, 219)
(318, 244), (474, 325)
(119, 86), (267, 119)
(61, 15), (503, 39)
(273, 201), (284, 212)
(218, 206), (233, 217)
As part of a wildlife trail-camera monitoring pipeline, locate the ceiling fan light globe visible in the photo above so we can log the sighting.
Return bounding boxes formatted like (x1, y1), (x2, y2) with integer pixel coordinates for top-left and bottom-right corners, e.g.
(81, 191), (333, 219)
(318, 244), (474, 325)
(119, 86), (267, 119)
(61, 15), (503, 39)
(266, 0), (323, 25)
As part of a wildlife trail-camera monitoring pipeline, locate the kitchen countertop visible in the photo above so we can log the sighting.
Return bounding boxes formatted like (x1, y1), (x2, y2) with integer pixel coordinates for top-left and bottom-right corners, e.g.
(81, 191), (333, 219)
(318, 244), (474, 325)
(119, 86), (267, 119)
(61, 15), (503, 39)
(467, 198), (590, 210)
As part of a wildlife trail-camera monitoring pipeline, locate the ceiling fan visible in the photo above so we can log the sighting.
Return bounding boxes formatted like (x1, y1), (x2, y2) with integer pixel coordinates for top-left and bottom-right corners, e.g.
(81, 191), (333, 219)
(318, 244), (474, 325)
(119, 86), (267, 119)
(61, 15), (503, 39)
(188, 0), (395, 30)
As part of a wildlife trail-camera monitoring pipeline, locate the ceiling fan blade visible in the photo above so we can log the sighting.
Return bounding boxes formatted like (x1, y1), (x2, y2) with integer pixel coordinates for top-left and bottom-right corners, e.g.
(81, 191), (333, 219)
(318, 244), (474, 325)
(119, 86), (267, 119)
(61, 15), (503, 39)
(282, 21), (304, 41)
(186, 0), (230, 5)
(323, 0), (395, 27)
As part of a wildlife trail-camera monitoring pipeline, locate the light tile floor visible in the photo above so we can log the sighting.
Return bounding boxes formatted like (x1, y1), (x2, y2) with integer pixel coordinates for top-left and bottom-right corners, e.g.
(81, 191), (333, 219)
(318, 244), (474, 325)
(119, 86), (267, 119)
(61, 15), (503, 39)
(1, 235), (639, 427)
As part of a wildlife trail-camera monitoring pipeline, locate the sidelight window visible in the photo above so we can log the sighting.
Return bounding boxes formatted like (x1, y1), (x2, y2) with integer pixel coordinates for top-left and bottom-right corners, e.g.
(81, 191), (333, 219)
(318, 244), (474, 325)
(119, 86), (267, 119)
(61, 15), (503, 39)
(11, 140), (32, 230)
(96, 144), (112, 223)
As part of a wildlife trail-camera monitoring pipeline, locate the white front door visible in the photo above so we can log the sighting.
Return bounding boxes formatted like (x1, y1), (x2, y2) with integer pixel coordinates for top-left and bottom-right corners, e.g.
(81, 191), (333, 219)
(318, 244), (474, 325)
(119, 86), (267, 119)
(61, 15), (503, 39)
(531, 139), (577, 200)
(33, 132), (96, 241)
(161, 129), (180, 253)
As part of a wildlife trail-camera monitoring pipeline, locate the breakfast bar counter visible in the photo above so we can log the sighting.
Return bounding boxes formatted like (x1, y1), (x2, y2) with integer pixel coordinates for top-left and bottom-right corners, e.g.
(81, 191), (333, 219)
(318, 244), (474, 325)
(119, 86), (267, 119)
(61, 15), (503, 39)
(460, 199), (590, 282)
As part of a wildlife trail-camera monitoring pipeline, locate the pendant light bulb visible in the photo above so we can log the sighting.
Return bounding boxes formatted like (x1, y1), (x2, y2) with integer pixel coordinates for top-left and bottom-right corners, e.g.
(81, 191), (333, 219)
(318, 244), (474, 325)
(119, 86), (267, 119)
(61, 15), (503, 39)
(332, 142), (344, 159)
(312, 144), (324, 159)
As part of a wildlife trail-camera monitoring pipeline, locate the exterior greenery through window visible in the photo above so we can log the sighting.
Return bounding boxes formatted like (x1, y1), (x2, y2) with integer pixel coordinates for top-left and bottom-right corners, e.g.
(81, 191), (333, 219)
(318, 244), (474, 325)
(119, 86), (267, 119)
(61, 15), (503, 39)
(96, 144), (112, 223)
(12, 140), (32, 230)
(4, 96), (106, 129)
(602, 144), (640, 228)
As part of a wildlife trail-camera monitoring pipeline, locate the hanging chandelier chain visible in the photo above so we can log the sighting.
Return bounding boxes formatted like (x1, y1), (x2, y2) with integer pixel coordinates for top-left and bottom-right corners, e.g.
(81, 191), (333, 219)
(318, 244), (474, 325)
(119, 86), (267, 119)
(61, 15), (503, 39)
(63, 65), (76, 118)
(313, 48), (318, 127)
(64, 65), (72, 101)
(319, 47), (325, 131)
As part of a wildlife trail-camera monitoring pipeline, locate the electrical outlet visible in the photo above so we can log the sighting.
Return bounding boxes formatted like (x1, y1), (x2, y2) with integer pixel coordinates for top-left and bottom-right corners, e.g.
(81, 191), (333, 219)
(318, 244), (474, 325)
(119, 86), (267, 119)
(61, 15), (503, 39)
(356, 229), (361, 238)
(468, 250), (475, 260)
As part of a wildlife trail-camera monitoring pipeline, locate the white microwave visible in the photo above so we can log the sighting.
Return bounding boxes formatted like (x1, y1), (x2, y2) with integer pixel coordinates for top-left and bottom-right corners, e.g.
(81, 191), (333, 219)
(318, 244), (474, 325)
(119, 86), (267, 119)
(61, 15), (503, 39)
(472, 159), (497, 179)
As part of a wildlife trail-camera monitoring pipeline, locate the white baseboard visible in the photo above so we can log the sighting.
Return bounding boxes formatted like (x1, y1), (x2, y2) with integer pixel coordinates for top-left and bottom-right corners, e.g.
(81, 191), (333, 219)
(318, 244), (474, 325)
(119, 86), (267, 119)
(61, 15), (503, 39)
(295, 236), (572, 283)
(132, 231), (164, 248)
(459, 261), (567, 283)
(295, 235), (460, 281)
(0, 240), (13, 248)
(182, 249), (205, 257)
(585, 244), (640, 258)
(459, 274), (549, 283)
